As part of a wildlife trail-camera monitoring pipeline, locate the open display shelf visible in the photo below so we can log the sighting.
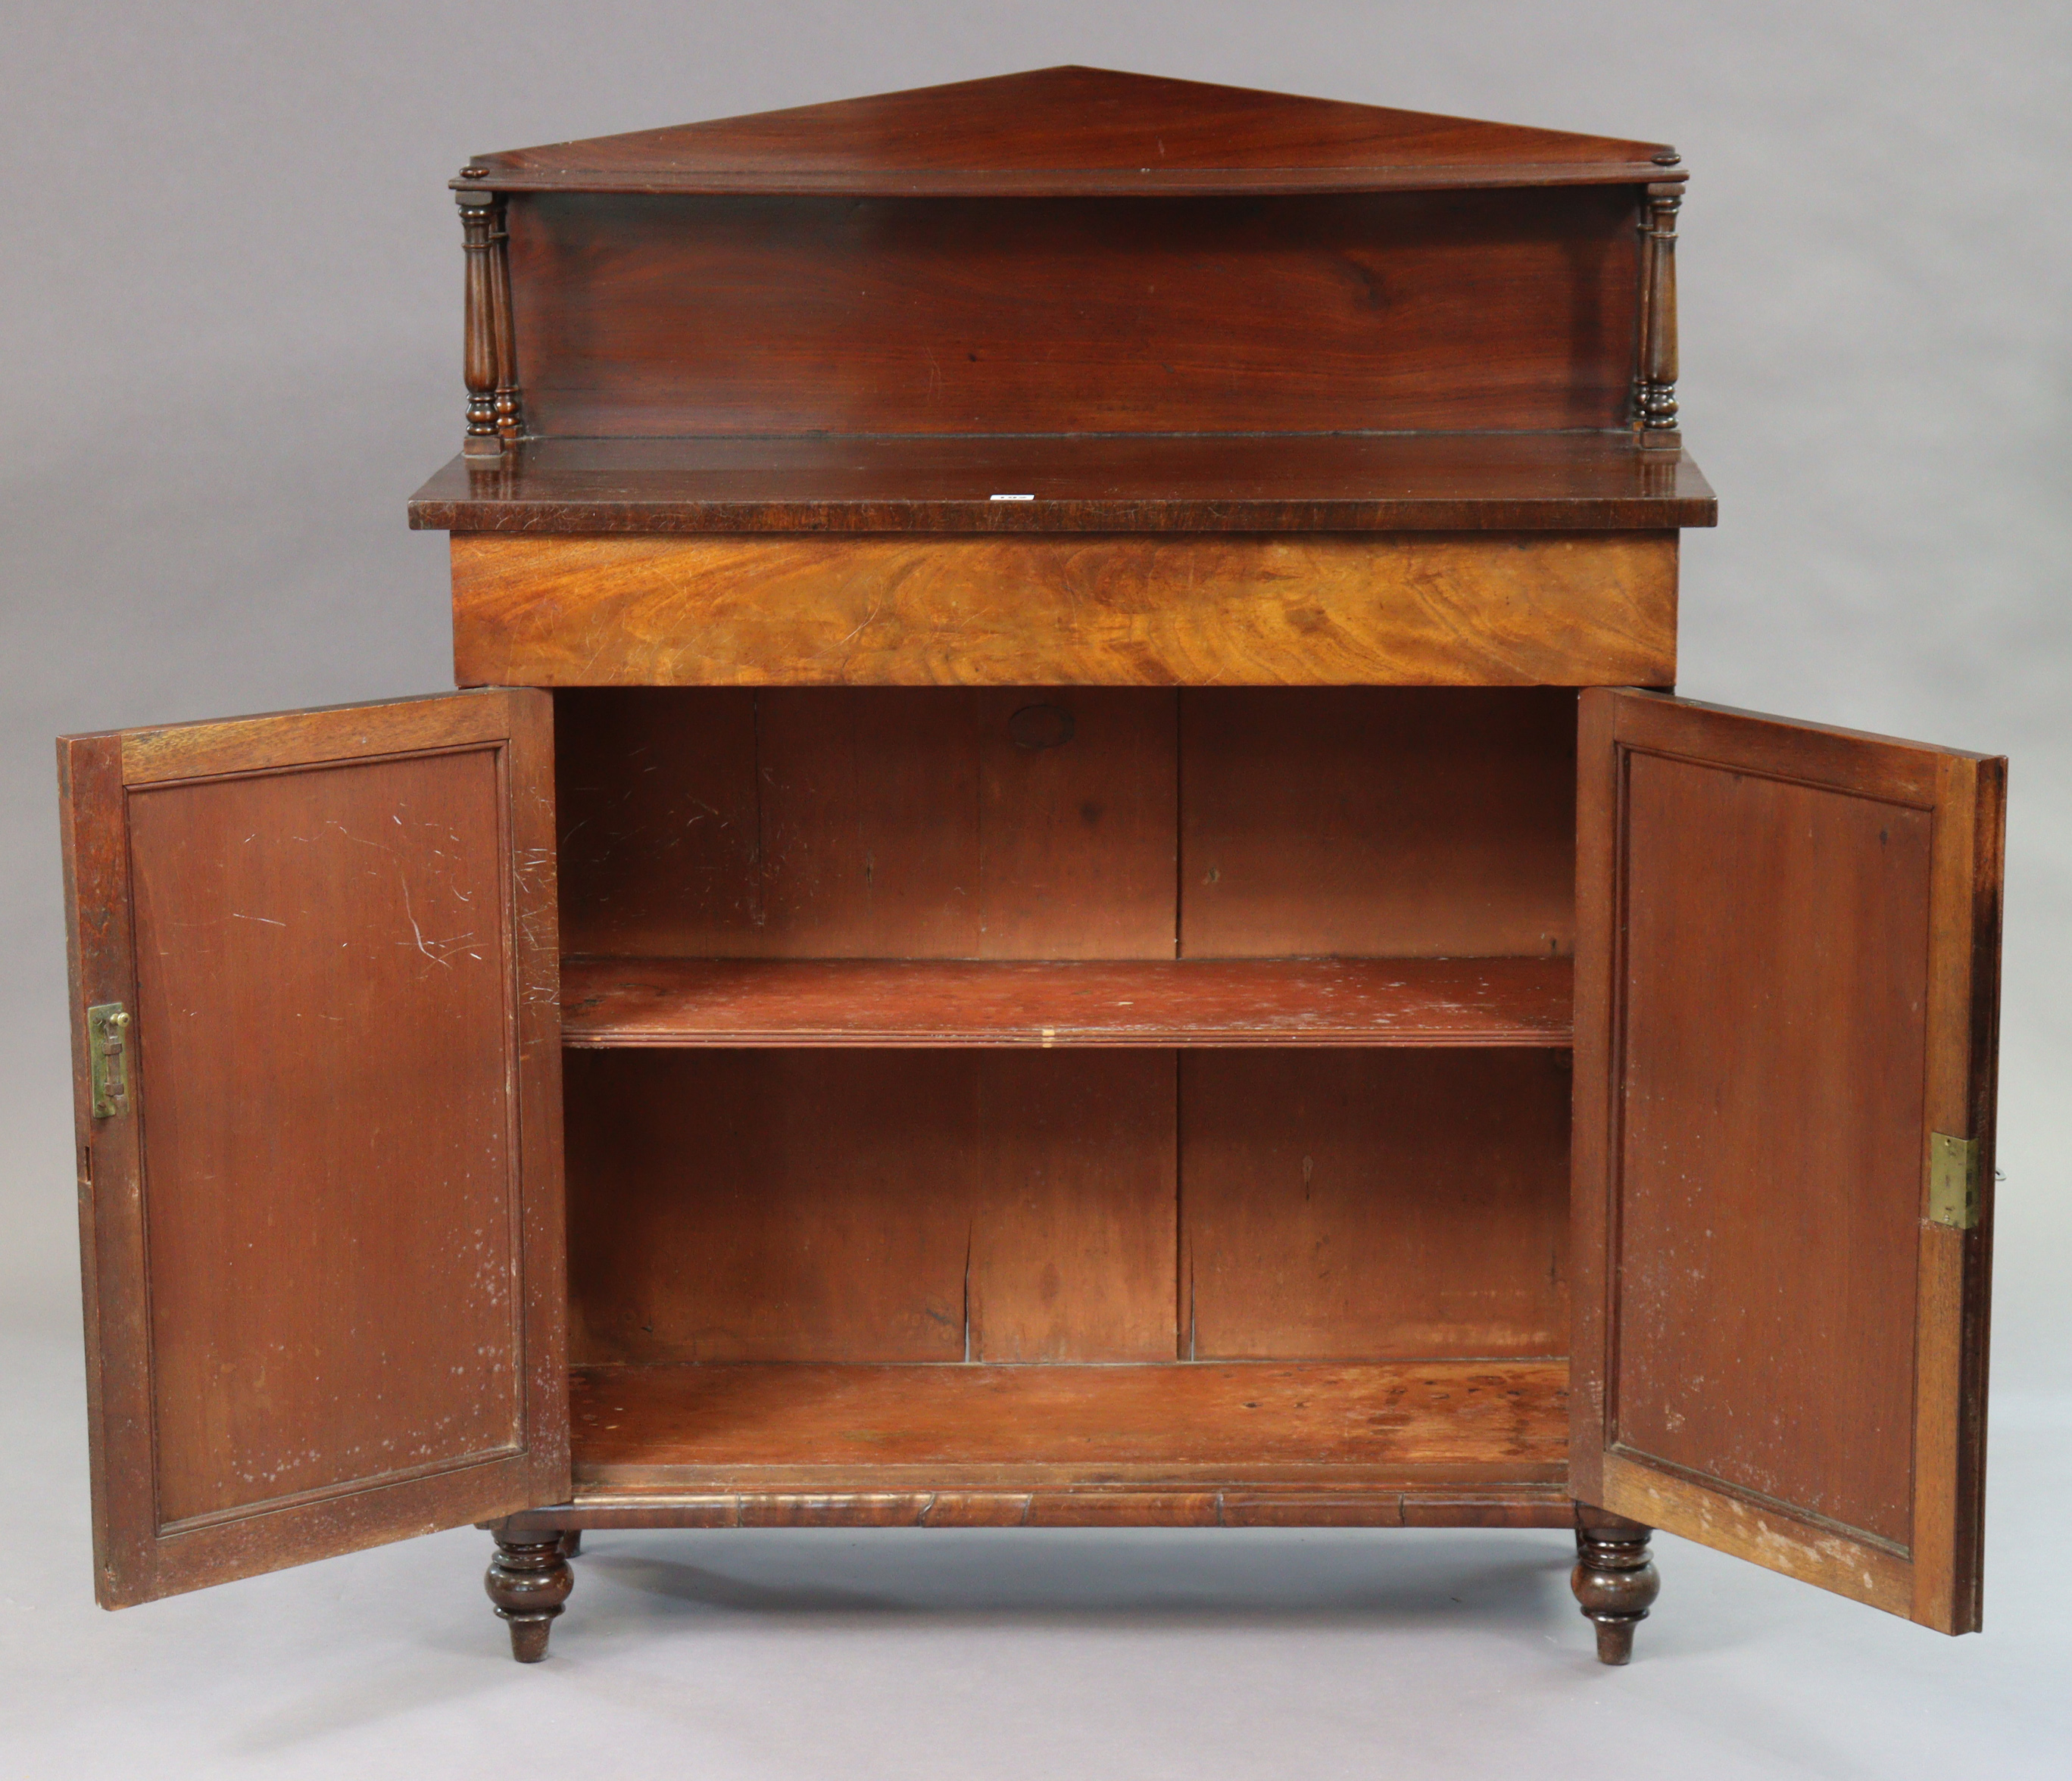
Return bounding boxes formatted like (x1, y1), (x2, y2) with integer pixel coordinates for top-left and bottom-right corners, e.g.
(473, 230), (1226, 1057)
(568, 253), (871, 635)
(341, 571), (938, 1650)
(559, 955), (1574, 1049)
(566, 1359), (1573, 1524)
(550, 677), (1582, 1549)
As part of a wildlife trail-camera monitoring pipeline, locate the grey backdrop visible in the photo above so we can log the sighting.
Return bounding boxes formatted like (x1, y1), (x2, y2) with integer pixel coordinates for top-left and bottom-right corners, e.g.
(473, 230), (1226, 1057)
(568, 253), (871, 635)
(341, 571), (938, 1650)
(5, 4), (2068, 1776)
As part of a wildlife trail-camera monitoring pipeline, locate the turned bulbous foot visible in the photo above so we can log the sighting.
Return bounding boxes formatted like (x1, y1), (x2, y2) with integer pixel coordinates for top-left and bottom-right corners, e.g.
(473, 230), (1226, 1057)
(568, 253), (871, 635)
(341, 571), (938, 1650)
(559, 1529), (583, 1559)
(486, 1532), (574, 1663)
(1571, 1522), (1659, 1665)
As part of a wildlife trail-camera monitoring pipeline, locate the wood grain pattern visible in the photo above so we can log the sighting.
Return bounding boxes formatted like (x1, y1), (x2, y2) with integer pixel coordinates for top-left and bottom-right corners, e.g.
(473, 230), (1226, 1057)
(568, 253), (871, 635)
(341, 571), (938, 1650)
(554, 688), (1178, 959)
(1911, 750), (2005, 1630)
(1614, 749), (1929, 1543)
(552, 687), (760, 956)
(1181, 688), (1578, 957)
(559, 956), (1575, 1047)
(497, 1484), (1580, 1533)
(1571, 689), (2005, 1631)
(1566, 687), (1618, 1513)
(1598, 1452), (1910, 1617)
(750, 688), (981, 956)
(1604, 693), (1951, 809)
(452, 532), (1678, 689)
(1397, 1492), (1577, 1530)
(132, 751), (523, 1527)
(973, 688), (1178, 957)
(564, 1049), (1178, 1365)
(504, 187), (1641, 438)
(566, 1359), (1571, 1489)
(465, 67), (1677, 196)
(117, 693), (517, 786)
(1181, 1050), (1571, 1359)
(565, 1049), (973, 1365)
(58, 734), (148, 1604)
(58, 691), (566, 1607)
(409, 434), (1719, 535)
(554, 687), (1587, 965)
(967, 1052), (1177, 1361)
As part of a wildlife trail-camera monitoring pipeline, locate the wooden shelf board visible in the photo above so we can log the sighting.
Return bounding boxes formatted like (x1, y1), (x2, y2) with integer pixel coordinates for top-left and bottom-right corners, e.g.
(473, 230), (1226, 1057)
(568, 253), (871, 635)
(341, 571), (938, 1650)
(409, 433), (1716, 535)
(569, 1359), (1571, 1492)
(560, 956), (1574, 1050)
(507, 1483), (1577, 1531)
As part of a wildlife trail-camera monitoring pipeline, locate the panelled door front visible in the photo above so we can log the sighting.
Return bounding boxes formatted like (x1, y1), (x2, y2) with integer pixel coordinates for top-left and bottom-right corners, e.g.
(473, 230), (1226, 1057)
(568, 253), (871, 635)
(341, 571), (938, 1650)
(1571, 688), (2003, 1632)
(59, 691), (567, 1606)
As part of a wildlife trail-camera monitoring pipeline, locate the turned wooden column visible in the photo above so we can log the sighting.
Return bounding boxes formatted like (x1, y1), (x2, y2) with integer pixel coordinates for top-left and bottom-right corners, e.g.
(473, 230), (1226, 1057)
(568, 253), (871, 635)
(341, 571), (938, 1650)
(456, 174), (520, 460)
(1571, 1519), (1661, 1664)
(486, 202), (523, 446)
(485, 1530), (574, 1662)
(1632, 166), (1683, 452)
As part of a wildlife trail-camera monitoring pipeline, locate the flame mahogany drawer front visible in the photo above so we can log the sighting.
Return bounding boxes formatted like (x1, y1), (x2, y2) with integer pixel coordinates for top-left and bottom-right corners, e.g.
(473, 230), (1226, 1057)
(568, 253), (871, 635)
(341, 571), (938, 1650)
(58, 67), (2005, 1680)
(447, 532), (1679, 690)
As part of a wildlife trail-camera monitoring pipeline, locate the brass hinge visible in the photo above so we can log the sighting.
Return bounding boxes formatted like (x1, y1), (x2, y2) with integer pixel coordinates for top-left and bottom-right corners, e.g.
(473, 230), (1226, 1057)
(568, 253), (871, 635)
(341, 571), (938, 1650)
(1927, 1132), (1980, 1230)
(87, 1003), (131, 1118)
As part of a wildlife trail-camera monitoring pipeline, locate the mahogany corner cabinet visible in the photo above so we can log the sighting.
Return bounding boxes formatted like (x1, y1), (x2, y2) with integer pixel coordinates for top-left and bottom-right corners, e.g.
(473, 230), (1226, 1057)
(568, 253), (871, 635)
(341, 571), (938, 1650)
(59, 69), (2004, 1668)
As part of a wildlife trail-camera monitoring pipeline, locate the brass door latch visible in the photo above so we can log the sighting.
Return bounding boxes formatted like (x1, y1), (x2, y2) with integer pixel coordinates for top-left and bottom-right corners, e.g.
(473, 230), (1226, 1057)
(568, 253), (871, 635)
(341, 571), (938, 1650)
(88, 1003), (131, 1118)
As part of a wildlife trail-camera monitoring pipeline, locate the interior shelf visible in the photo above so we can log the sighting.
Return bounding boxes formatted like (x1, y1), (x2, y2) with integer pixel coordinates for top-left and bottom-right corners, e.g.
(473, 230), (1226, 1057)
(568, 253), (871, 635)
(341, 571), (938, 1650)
(569, 1359), (1571, 1492)
(560, 955), (1573, 1049)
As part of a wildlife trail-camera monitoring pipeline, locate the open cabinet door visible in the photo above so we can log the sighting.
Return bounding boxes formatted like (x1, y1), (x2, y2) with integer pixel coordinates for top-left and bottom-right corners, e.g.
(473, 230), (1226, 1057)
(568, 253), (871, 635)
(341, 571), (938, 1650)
(58, 690), (566, 1607)
(1572, 688), (2003, 1633)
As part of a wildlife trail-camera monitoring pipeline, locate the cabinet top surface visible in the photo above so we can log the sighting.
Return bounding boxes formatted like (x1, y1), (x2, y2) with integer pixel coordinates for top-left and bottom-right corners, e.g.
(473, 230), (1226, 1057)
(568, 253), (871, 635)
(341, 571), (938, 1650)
(410, 434), (1716, 535)
(458, 65), (1682, 197)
